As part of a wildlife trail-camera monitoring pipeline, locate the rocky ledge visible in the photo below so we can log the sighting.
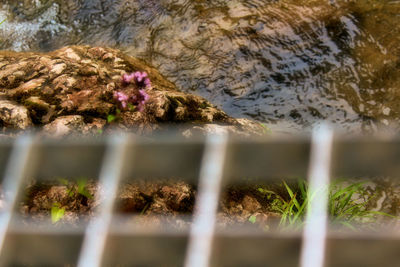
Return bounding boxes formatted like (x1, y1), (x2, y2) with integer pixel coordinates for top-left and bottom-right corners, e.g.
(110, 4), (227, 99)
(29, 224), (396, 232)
(0, 45), (264, 136)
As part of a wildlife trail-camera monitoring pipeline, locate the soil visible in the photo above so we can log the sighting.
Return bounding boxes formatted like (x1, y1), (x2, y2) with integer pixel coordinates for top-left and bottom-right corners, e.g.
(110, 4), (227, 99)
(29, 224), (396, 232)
(18, 180), (280, 229)
(18, 179), (400, 229)
(20, 181), (100, 224)
(218, 185), (283, 230)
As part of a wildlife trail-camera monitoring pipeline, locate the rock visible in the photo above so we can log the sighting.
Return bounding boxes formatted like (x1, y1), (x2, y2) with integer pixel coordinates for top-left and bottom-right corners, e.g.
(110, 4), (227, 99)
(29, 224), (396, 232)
(42, 115), (106, 137)
(182, 122), (266, 137)
(24, 96), (51, 123)
(8, 78), (46, 97)
(116, 182), (195, 215)
(117, 184), (151, 212)
(0, 45), (266, 136)
(84, 118), (106, 133)
(160, 183), (195, 212)
(117, 184), (151, 213)
(241, 195), (262, 213)
(0, 100), (33, 130)
(42, 115), (85, 137)
(24, 96), (50, 111)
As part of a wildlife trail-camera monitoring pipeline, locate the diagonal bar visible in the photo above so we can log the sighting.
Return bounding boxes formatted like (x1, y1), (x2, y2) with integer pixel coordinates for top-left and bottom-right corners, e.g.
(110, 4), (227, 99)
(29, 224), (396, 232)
(0, 134), (34, 255)
(77, 134), (129, 267)
(300, 124), (333, 267)
(184, 133), (228, 267)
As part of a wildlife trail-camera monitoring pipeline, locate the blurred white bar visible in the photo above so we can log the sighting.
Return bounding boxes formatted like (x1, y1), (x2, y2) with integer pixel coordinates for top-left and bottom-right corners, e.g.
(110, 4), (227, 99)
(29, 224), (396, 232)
(184, 133), (228, 267)
(300, 125), (333, 267)
(77, 135), (129, 267)
(0, 135), (34, 255)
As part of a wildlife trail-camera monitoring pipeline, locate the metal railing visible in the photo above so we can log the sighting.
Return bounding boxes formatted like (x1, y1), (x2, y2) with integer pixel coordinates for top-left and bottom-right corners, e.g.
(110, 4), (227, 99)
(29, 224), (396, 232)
(0, 126), (399, 266)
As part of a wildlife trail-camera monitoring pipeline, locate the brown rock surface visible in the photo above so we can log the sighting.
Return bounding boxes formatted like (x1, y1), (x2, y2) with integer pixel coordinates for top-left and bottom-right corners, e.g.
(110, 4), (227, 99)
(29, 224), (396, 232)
(0, 100), (33, 130)
(0, 45), (265, 136)
(241, 195), (262, 213)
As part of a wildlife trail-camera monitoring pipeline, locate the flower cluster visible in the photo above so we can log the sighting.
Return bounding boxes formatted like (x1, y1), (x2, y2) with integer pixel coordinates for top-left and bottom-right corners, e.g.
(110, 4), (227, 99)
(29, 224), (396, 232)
(113, 91), (129, 109)
(131, 89), (150, 112)
(113, 71), (151, 112)
(113, 89), (150, 112)
(122, 71), (151, 88)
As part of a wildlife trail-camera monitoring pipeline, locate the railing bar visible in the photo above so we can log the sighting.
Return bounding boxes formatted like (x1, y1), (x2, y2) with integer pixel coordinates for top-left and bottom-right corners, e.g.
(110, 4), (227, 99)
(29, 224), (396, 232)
(0, 134), (34, 255)
(300, 124), (333, 267)
(77, 135), (129, 267)
(184, 133), (228, 267)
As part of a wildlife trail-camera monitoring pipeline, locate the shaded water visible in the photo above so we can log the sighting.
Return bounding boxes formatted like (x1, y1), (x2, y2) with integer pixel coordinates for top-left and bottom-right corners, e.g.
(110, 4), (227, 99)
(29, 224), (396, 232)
(0, 0), (399, 132)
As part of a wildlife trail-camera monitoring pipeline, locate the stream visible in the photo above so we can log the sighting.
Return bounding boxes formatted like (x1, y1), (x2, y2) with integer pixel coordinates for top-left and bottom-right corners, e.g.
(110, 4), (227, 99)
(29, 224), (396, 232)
(0, 0), (399, 132)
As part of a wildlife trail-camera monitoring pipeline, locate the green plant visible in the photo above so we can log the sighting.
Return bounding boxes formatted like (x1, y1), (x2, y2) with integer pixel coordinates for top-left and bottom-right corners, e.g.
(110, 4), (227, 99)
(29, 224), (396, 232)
(107, 104), (136, 124)
(107, 114), (117, 123)
(59, 178), (93, 199)
(76, 179), (93, 199)
(258, 180), (308, 228)
(51, 202), (65, 224)
(328, 181), (394, 229)
(248, 215), (257, 224)
(257, 179), (395, 230)
(107, 108), (120, 123)
(0, 18), (6, 27)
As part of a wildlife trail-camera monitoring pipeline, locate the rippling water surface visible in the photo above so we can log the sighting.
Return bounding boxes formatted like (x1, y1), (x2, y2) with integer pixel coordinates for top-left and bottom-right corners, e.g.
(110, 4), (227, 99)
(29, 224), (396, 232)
(0, 0), (399, 132)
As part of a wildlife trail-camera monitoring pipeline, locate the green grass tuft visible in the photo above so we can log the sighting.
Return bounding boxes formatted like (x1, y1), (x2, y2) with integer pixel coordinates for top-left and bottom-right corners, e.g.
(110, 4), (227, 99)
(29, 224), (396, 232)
(258, 179), (395, 230)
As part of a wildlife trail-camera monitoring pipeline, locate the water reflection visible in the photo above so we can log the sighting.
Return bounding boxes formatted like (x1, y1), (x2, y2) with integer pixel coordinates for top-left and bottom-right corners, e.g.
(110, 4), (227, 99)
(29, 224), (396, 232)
(0, 0), (399, 132)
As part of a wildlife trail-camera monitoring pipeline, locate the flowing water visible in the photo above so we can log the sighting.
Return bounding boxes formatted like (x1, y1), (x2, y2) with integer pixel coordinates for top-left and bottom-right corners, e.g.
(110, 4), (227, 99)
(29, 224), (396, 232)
(0, 0), (399, 132)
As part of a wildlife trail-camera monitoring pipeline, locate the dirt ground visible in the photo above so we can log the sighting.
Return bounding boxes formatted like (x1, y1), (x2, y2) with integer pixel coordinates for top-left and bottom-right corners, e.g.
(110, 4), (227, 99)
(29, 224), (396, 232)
(18, 179), (400, 229)
(19, 180), (281, 229)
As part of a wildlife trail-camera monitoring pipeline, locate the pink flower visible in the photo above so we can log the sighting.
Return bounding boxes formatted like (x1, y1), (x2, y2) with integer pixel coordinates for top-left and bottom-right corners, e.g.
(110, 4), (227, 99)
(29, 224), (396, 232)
(134, 71), (146, 82)
(122, 71), (151, 88)
(133, 71), (151, 88)
(143, 77), (151, 87)
(122, 73), (135, 84)
(113, 90), (150, 112)
(130, 90), (150, 112)
(137, 89), (150, 112)
(113, 91), (129, 109)
(116, 71), (151, 112)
